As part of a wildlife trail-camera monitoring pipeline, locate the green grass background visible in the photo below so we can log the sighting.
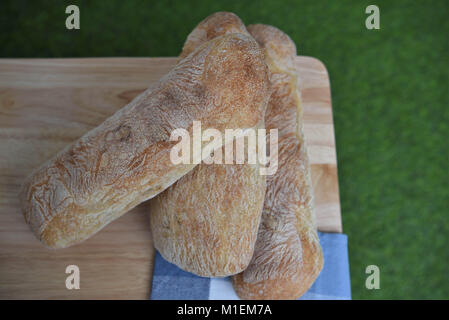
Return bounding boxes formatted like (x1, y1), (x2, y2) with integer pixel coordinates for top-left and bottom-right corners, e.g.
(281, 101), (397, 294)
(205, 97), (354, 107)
(1, 0), (448, 299)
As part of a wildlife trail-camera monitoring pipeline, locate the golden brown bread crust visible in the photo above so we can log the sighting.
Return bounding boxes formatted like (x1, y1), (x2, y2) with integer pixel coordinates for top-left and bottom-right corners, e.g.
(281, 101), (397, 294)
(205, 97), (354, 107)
(149, 138), (266, 276)
(148, 12), (269, 277)
(179, 12), (249, 60)
(20, 33), (270, 249)
(232, 24), (323, 299)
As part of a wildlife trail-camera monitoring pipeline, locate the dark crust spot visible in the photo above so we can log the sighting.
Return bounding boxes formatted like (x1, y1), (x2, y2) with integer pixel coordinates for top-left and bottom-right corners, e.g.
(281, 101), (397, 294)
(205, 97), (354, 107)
(113, 124), (132, 142)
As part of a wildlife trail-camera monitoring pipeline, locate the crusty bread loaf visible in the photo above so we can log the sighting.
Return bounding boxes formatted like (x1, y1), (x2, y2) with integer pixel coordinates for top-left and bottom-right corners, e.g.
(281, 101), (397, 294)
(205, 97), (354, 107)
(20, 32), (270, 249)
(148, 12), (269, 277)
(232, 24), (323, 299)
(148, 134), (267, 277)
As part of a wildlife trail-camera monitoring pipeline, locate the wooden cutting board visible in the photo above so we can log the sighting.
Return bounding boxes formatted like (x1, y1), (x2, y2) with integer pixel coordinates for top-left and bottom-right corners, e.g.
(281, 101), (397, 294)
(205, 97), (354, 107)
(0, 57), (341, 299)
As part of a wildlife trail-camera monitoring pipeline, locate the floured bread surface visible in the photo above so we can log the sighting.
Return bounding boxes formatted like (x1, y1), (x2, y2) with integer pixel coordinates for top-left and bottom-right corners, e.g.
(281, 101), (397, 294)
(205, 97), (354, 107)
(179, 12), (250, 60)
(149, 139), (266, 276)
(20, 32), (270, 249)
(149, 12), (269, 277)
(232, 24), (323, 300)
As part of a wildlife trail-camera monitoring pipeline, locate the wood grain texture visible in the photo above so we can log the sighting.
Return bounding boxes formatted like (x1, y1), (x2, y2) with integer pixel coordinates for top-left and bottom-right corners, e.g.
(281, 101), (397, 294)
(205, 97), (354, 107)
(0, 57), (341, 299)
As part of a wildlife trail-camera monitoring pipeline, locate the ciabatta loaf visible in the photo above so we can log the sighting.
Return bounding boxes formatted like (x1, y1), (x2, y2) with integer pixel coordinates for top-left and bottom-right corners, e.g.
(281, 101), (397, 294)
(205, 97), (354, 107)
(149, 12), (269, 277)
(20, 33), (270, 249)
(232, 24), (323, 299)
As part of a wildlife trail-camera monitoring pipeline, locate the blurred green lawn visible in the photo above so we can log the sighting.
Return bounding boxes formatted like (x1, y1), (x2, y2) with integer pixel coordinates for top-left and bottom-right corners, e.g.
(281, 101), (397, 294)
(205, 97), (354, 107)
(1, 0), (448, 299)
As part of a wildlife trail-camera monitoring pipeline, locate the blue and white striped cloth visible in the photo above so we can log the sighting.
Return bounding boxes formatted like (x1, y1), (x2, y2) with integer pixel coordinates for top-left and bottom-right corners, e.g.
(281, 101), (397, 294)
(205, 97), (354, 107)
(151, 232), (351, 300)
